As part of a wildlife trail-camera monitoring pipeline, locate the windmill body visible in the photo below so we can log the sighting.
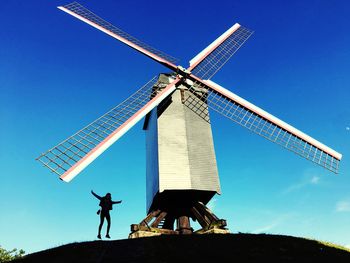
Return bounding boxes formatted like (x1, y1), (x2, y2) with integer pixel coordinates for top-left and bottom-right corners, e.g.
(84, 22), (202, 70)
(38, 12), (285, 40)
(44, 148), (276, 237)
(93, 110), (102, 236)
(144, 74), (220, 213)
(37, 2), (342, 235)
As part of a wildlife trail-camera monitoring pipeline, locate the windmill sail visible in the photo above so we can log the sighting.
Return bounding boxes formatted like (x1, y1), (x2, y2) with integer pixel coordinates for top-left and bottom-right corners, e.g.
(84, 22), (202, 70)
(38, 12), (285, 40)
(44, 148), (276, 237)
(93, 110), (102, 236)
(58, 2), (178, 67)
(39, 2), (342, 184)
(37, 76), (179, 182)
(184, 78), (342, 173)
(189, 24), (253, 80)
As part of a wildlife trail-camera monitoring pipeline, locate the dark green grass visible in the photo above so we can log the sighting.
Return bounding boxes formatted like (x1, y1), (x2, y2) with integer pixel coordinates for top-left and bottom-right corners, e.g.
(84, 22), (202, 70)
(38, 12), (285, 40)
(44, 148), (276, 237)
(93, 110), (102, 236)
(14, 233), (350, 263)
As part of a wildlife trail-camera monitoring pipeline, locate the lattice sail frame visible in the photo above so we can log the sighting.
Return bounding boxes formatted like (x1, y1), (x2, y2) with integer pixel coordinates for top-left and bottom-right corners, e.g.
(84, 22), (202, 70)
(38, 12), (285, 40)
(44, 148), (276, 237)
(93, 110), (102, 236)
(58, 2), (179, 66)
(189, 24), (253, 80)
(183, 79), (341, 173)
(37, 76), (179, 181)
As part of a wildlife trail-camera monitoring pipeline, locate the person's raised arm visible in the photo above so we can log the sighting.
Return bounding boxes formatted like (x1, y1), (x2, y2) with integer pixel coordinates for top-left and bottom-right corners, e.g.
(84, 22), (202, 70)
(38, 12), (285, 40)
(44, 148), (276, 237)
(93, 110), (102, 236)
(91, 190), (102, 200)
(112, 200), (122, 204)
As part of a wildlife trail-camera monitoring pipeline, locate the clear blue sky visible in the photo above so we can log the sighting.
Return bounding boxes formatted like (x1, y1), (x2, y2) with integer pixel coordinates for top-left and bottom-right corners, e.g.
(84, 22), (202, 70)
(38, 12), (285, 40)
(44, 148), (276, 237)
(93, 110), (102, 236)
(1, 0), (350, 254)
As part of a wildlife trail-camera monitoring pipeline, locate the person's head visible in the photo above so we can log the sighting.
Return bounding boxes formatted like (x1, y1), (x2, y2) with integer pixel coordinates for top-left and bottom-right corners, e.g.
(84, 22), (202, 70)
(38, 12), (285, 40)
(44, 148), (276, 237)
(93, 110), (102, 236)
(105, 193), (111, 199)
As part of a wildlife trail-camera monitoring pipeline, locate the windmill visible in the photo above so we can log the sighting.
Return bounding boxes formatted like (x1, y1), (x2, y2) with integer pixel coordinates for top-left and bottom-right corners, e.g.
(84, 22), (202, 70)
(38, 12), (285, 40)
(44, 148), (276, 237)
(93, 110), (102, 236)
(37, 2), (342, 237)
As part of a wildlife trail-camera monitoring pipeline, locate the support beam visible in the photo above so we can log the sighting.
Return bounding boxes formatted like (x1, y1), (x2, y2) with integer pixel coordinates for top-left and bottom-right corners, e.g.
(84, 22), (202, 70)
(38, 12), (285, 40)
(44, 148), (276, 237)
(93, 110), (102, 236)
(177, 216), (193, 234)
(151, 212), (168, 228)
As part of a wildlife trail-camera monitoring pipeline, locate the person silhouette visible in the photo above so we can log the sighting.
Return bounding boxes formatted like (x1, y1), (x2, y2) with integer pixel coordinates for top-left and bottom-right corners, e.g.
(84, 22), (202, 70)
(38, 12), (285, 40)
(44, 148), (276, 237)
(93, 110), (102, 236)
(91, 190), (122, 239)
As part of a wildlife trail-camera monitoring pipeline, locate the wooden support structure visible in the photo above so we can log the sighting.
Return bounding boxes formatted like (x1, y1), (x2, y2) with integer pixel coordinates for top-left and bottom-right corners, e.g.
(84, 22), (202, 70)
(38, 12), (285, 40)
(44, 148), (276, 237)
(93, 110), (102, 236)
(151, 212), (168, 228)
(177, 216), (192, 234)
(129, 201), (228, 238)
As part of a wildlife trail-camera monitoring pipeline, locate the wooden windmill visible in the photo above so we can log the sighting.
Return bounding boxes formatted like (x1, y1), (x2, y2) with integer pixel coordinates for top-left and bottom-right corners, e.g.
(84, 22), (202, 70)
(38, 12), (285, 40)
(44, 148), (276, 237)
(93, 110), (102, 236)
(37, 2), (342, 237)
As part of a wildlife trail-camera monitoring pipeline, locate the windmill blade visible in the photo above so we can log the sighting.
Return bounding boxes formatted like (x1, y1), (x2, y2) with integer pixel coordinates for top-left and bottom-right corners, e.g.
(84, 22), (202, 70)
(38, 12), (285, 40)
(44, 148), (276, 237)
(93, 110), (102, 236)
(184, 78), (342, 173)
(37, 76), (180, 182)
(58, 2), (178, 69)
(188, 24), (253, 80)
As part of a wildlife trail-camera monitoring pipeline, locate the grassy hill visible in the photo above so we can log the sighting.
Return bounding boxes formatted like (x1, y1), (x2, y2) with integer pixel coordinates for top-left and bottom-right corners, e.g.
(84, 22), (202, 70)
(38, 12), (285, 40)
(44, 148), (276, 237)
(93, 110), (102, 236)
(14, 233), (350, 263)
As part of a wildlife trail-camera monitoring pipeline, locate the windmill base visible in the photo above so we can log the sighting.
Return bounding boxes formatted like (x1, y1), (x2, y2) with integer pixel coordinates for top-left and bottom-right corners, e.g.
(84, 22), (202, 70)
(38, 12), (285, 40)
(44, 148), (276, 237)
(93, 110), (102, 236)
(129, 201), (229, 238)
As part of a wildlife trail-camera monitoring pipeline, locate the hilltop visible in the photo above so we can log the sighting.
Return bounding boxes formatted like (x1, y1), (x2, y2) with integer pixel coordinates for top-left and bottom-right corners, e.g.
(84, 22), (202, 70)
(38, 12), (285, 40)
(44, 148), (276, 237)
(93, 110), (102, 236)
(14, 233), (350, 263)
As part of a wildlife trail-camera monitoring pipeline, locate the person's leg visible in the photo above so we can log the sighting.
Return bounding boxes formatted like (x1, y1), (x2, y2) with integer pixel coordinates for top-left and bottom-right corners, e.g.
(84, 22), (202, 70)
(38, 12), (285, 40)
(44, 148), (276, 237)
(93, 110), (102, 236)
(98, 212), (105, 239)
(105, 212), (111, 238)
